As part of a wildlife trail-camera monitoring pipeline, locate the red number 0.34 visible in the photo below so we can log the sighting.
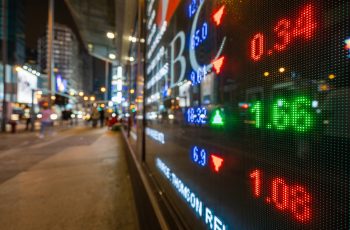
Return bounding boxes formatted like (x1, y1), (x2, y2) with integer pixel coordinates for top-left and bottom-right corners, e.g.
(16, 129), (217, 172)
(250, 4), (317, 61)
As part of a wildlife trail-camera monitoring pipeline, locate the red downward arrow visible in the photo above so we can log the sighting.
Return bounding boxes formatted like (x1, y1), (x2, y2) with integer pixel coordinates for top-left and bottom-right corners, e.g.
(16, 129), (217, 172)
(211, 56), (225, 75)
(212, 5), (225, 26)
(211, 155), (224, 172)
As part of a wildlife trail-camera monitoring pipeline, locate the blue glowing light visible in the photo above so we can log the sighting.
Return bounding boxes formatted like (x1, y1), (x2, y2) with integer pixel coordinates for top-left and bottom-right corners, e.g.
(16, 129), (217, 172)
(145, 127), (165, 144)
(191, 146), (207, 167)
(156, 158), (228, 230)
(190, 65), (208, 85)
(186, 107), (207, 124)
(191, 22), (208, 49)
(188, 0), (204, 18)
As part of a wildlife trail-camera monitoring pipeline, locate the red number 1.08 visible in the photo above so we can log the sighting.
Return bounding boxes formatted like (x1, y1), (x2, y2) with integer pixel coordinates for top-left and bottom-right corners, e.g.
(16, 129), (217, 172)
(249, 169), (312, 222)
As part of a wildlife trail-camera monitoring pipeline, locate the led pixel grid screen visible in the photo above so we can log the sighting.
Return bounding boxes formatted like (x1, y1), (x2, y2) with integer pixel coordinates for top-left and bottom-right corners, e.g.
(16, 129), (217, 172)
(144, 0), (349, 229)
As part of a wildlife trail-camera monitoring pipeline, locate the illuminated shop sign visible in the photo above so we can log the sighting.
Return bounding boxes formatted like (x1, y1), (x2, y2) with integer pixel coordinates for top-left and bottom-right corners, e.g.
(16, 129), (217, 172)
(345, 37), (350, 58)
(56, 75), (67, 93)
(146, 92), (161, 105)
(146, 0), (226, 91)
(147, 63), (169, 89)
(146, 127), (165, 144)
(156, 158), (228, 230)
(17, 69), (38, 104)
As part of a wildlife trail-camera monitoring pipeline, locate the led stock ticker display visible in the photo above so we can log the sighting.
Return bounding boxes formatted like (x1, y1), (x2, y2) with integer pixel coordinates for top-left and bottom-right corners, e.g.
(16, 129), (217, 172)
(145, 0), (349, 229)
(189, 2), (226, 86)
(249, 96), (314, 132)
(186, 107), (207, 125)
(185, 107), (226, 127)
(186, 96), (314, 132)
(249, 169), (312, 222)
(191, 22), (209, 49)
(191, 146), (224, 173)
(157, 158), (228, 230)
(249, 4), (317, 61)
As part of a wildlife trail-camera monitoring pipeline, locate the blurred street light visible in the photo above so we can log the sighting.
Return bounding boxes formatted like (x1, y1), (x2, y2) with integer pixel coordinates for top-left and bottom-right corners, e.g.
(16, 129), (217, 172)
(106, 32), (115, 39)
(90, 96), (95, 101)
(128, 36), (138, 43)
(100, 87), (106, 93)
(109, 53), (116, 60)
(83, 96), (89, 101)
(328, 74), (336, 80)
(78, 91), (84, 97)
(88, 43), (93, 51)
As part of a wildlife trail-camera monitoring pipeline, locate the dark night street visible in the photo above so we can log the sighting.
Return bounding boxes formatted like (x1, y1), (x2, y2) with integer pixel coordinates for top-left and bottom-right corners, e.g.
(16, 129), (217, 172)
(0, 0), (349, 229)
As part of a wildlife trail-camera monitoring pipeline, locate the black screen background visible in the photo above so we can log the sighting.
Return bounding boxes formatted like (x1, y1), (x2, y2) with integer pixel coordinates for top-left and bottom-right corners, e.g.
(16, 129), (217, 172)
(144, 0), (350, 229)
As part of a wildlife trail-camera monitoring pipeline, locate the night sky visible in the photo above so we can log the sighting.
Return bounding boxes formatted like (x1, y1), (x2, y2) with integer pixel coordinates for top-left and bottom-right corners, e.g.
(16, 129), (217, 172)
(24, 0), (82, 50)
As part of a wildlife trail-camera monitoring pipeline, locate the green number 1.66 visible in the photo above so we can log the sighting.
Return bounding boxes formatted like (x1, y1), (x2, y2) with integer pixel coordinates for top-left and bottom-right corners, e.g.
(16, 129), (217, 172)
(251, 101), (262, 128)
(249, 97), (314, 132)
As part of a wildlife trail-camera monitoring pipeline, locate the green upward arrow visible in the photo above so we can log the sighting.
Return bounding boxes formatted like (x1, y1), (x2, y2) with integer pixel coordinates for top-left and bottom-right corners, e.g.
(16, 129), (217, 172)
(211, 110), (224, 126)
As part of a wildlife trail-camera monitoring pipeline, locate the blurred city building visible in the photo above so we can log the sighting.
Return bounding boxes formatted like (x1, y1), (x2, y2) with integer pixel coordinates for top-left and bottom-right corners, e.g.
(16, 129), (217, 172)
(37, 23), (86, 93)
(0, 0), (26, 65)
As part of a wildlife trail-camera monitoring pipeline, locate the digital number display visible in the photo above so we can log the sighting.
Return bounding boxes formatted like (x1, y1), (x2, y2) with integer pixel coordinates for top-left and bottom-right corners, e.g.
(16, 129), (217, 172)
(191, 22), (208, 49)
(250, 4), (317, 61)
(186, 107), (207, 124)
(190, 66), (208, 85)
(250, 169), (312, 222)
(190, 146), (224, 172)
(188, 0), (204, 18)
(191, 146), (207, 167)
(249, 96), (314, 132)
(144, 0), (350, 229)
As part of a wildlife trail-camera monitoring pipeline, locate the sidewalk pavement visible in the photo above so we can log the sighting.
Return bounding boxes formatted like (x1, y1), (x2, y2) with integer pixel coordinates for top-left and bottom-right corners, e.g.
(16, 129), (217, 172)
(0, 122), (82, 151)
(0, 127), (139, 230)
